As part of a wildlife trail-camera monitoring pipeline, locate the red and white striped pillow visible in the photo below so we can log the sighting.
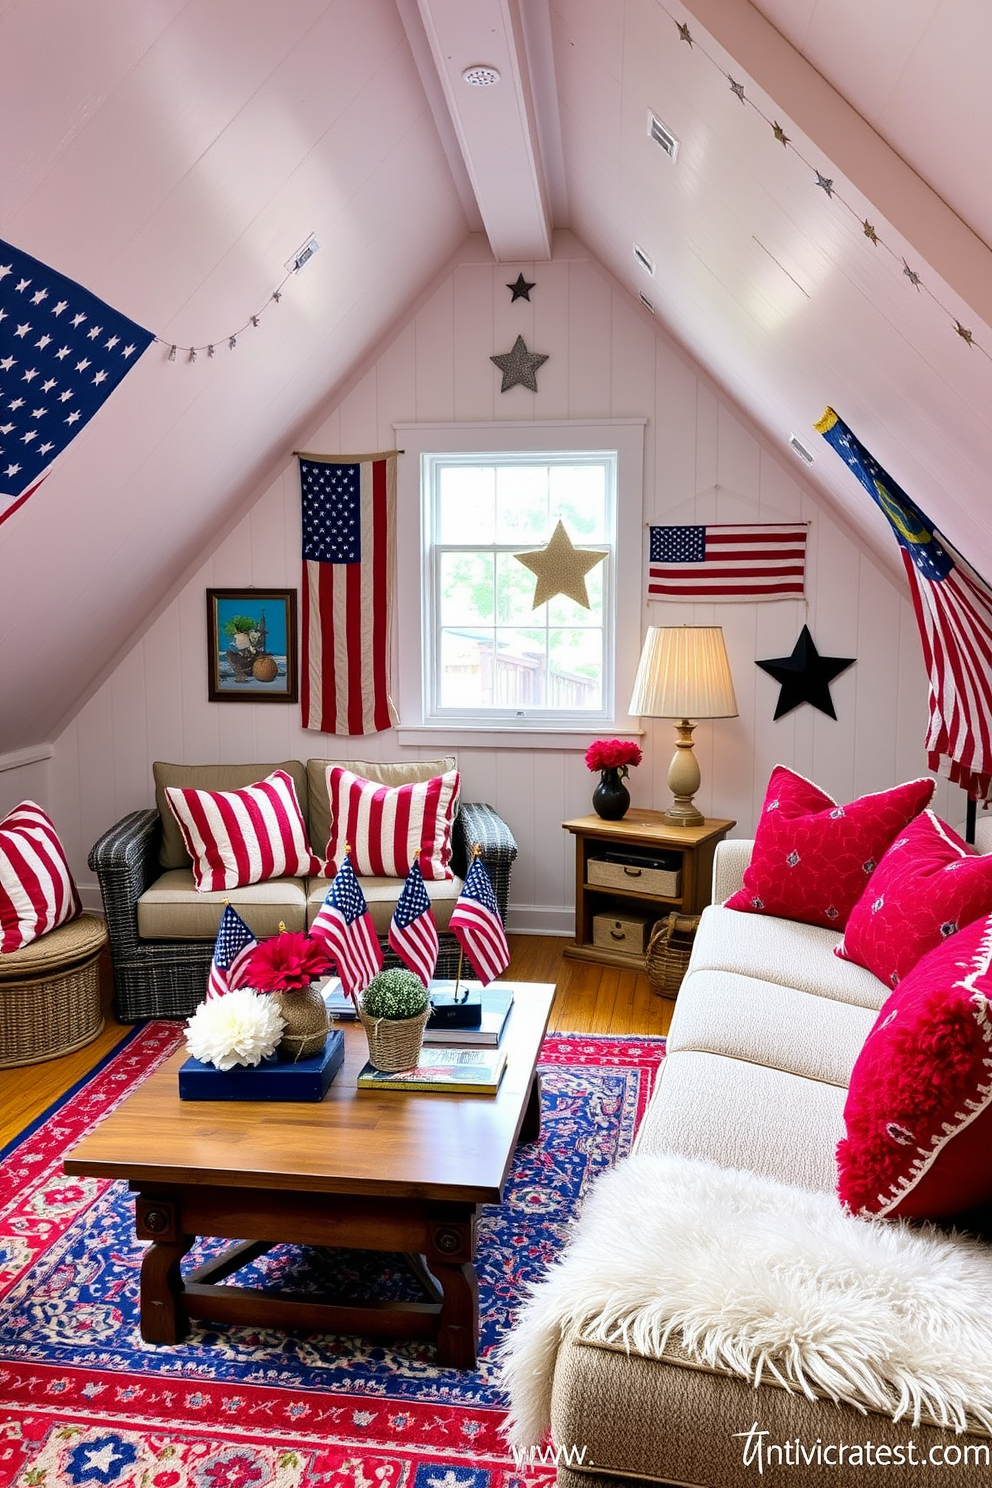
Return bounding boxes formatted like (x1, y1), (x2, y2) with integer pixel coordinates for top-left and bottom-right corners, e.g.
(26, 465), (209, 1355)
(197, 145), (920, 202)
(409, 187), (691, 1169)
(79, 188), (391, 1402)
(0, 801), (81, 953)
(323, 765), (460, 881)
(164, 769), (321, 893)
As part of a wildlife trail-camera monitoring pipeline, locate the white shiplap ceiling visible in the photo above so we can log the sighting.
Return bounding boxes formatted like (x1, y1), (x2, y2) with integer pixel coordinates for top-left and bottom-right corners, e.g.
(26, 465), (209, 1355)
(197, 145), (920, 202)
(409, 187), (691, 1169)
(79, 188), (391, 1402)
(1, 0), (990, 756)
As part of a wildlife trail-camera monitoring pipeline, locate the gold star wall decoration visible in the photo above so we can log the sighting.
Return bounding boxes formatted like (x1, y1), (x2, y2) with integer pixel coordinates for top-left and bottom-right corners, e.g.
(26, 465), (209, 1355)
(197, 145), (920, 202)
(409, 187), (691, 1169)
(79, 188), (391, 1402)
(513, 520), (608, 609)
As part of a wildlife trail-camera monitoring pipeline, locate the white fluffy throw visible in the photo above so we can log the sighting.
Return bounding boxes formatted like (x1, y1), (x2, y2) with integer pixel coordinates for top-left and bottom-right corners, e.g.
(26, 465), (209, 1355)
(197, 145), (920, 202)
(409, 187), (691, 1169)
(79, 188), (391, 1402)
(497, 1153), (992, 1448)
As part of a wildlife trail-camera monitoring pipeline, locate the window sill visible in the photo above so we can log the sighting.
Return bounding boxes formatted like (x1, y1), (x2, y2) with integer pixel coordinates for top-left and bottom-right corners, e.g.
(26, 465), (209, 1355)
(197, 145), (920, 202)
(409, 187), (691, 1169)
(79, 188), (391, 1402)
(396, 726), (644, 751)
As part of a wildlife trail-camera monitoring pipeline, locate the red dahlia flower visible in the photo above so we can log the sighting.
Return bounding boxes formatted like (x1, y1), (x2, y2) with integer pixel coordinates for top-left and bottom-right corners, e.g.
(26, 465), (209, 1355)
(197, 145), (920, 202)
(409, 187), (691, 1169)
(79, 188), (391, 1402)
(244, 931), (332, 993)
(584, 738), (643, 774)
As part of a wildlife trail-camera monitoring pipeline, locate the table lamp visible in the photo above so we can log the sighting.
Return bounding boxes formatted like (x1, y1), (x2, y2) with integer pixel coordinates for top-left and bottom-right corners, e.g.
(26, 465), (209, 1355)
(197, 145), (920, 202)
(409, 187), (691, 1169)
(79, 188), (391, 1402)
(628, 626), (738, 827)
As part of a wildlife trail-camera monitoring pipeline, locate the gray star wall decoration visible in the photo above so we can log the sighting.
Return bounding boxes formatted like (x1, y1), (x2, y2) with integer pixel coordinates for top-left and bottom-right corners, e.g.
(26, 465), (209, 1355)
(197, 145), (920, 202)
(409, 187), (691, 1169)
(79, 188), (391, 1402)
(490, 335), (549, 393)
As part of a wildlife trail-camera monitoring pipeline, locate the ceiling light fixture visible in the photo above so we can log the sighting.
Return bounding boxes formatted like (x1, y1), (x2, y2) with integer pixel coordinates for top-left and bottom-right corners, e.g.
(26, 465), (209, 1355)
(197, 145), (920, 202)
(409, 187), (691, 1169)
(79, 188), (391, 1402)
(789, 434), (814, 464)
(633, 244), (655, 276)
(285, 236), (320, 275)
(648, 112), (680, 162)
(462, 65), (501, 86)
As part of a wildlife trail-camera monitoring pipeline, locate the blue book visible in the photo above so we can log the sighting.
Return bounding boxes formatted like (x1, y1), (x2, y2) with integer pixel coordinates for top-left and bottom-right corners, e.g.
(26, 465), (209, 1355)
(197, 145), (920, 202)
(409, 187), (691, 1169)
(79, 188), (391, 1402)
(178, 1029), (345, 1101)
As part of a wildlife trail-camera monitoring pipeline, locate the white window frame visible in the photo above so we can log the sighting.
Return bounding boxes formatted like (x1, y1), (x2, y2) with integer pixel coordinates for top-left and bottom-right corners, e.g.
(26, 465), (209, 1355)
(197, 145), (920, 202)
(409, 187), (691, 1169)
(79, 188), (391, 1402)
(394, 420), (646, 748)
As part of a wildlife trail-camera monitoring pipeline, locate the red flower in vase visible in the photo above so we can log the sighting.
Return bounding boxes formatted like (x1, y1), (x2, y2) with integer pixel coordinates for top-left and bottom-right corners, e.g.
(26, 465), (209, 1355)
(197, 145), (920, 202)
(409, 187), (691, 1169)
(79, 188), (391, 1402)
(244, 930), (332, 993)
(584, 738), (643, 777)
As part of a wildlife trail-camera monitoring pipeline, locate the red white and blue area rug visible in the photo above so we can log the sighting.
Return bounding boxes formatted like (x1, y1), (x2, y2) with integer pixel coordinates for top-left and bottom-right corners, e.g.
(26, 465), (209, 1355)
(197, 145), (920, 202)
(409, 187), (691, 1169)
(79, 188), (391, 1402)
(0, 1025), (664, 1487)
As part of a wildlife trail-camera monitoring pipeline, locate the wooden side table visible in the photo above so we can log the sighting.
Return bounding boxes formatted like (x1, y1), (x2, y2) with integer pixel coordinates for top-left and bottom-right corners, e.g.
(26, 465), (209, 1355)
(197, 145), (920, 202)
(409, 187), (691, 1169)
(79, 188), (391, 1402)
(562, 812), (735, 970)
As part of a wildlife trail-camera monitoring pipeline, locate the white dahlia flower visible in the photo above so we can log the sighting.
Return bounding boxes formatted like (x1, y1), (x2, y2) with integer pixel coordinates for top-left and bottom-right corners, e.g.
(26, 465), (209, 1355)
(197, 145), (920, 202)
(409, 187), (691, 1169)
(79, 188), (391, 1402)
(185, 988), (285, 1070)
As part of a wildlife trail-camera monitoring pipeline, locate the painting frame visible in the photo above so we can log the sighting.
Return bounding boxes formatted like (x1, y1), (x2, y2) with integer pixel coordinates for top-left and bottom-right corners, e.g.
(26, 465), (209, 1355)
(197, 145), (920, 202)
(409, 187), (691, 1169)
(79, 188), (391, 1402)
(206, 588), (298, 703)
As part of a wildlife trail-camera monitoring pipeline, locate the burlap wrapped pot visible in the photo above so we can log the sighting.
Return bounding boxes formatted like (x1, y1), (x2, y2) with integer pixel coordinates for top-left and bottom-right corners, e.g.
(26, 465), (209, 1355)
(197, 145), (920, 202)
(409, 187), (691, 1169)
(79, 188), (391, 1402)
(358, 1002), (430, 1072)
(272, 985), (329, 1061)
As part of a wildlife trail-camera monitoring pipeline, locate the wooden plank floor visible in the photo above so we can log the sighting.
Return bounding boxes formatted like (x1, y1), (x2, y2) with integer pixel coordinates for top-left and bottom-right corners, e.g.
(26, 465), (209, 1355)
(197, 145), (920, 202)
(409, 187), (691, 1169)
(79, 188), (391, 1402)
(0, 937), (674, 1152)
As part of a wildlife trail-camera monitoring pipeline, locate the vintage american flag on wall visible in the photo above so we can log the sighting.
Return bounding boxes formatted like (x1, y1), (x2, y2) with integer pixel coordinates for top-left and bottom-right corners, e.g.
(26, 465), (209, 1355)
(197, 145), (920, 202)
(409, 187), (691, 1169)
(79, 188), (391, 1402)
(298, 451), (399, 735)
(818, 407), (992, 802)
(647, 523), (807, 601)
(0, 237), (153, 527)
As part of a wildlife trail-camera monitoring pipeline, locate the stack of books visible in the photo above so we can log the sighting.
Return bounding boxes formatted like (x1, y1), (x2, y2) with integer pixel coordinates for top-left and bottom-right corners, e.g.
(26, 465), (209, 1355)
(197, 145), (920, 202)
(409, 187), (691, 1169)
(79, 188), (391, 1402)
(322, 980), (515, 1048)
(356, 1046), (507, 1095)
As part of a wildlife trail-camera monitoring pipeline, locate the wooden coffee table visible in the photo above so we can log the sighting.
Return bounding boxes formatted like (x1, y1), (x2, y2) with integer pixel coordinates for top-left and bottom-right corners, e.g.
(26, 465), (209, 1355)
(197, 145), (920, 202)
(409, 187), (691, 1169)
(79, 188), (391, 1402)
(64, 982), (554, 1368)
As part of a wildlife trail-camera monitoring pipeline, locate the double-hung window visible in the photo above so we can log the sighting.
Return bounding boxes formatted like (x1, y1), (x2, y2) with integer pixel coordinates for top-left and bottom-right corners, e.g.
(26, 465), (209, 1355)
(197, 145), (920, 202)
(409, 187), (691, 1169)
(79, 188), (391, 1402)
(395, 421), (645, 742)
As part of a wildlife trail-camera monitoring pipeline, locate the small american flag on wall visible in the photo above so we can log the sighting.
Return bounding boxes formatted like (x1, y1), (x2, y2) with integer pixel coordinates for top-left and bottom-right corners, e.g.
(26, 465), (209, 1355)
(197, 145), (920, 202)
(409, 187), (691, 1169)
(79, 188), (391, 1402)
(299, 450), (399, 736)
(647, 523), (808, 601)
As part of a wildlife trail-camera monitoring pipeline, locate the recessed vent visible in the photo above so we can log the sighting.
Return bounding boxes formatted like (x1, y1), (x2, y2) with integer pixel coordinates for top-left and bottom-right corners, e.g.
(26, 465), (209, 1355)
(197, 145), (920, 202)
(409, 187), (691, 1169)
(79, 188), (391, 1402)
(648, 112), (680, 162)
(463, 65), (501, 86)
(633, 243), (655, 276)
(639, 293), (655, 314)
(286, 235), (320, 274)
(789, 434), (814, 464)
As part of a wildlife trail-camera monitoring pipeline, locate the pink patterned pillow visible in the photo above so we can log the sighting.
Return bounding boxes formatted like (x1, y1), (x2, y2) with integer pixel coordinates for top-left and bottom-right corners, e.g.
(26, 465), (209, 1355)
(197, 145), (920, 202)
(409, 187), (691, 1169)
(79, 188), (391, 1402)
(837, 914), (992, 1218)
(725, 766), (934, 930)
(0, 801), (81, 952)
(164, 769), (321, 893)
(838, 811), (992, 988)
(323, 765), (460, 881)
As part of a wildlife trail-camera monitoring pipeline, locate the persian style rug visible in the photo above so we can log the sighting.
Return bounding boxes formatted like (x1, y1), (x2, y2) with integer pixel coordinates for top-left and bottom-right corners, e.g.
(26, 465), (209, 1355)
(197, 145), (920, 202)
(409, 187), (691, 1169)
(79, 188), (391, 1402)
(0, 1024), (664, 1487)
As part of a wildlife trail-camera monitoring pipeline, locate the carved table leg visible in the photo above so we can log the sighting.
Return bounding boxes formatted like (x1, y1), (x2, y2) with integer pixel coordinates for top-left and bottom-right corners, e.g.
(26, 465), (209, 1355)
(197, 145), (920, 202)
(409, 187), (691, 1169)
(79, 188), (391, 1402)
(518, 1070), (542, 1145)
(135, 1195), (194, 1344)
(426, 1207), (479, 1369)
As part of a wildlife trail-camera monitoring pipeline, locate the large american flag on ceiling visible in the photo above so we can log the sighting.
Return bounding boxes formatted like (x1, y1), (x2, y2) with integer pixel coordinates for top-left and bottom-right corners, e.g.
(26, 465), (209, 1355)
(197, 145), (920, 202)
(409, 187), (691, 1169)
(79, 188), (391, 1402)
(298, 451), (399, 735)
(647, 523), (808, 600)
(817, 407), (992, 802)
(0, 237), (153, 527)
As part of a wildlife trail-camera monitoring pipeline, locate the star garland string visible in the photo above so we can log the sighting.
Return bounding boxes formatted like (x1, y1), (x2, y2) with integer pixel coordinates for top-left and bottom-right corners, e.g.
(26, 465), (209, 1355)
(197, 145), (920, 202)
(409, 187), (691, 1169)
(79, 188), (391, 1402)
(664, 4), (989, 361)
(156, 241), (318, 364)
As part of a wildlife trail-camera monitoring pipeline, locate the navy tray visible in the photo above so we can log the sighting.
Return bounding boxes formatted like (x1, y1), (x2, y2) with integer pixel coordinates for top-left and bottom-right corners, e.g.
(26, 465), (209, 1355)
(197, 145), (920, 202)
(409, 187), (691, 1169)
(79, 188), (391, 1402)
(178, 1029), (345, 1101)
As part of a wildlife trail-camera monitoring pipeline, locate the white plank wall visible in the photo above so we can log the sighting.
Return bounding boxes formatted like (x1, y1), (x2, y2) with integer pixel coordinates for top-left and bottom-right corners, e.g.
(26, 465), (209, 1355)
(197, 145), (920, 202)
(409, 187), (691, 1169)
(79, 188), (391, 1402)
(47, 232), (957, 923)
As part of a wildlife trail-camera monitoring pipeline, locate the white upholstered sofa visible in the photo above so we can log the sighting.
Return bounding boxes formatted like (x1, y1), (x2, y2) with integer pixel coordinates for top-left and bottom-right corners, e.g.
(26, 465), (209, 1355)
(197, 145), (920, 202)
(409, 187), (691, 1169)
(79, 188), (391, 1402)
(502, 837), (992, 1488)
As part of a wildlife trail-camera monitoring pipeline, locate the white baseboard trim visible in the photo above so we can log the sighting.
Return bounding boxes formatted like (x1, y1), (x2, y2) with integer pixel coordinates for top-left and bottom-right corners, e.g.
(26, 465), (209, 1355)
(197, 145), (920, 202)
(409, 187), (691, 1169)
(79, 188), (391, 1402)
(78, 882), (104, 915)
(506, 905), (574, 937)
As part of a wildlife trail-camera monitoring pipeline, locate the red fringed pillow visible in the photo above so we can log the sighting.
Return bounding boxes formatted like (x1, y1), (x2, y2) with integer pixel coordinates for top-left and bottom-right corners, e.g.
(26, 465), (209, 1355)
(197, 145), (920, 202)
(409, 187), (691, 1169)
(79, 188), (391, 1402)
(838, 811), (992, 988)
(0, 801), (81, 952)
(164, 769), (321, 893)
(837, 913), (992, 1219)
(323, 765), (460, 881)
(724, 766), (933, 930)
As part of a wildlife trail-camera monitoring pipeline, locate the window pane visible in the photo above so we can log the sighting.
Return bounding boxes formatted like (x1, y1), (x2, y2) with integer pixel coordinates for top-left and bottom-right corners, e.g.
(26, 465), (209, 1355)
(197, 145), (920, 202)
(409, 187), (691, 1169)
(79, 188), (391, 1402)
(493, 628), (547, 706)
(438, 552), (494, 624)
(550, 464), (607, 538)
(549, 628), (603, 708)
(439, 628), (494, 707)
(495, 550), (541, 624)
(438, 466), (495, 542)
(495, 464), (549, 542)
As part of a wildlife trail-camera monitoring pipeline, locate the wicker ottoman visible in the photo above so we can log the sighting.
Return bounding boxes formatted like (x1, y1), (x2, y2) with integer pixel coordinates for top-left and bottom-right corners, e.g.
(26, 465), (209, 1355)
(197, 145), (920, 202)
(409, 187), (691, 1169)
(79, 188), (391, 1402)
(0, 914), (108, 1068)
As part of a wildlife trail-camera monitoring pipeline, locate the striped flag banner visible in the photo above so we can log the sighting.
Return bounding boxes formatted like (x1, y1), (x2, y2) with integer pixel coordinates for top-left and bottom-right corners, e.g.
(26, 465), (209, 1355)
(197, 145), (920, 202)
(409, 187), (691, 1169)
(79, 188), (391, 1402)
(388, 856), (439, 987)
(206, 903), (258, 1001)
(310, 852), (383, 1000)
(449, 853), (510, 987)
(817, 407), (992, 801)
(647, 523), (807, 601)
(298, 450), (399, 735)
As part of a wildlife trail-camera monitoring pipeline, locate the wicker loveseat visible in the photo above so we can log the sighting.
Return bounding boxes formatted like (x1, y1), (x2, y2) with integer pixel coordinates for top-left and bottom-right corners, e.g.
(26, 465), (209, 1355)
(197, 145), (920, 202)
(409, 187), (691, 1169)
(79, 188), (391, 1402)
(89, 757), (516, 1022)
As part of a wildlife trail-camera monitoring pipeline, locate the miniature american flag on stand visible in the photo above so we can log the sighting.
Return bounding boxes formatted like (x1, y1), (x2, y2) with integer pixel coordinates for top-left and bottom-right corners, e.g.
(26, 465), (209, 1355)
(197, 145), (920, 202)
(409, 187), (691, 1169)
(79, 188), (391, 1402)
(0, 237), (153, 527)
(298, 451), (399, 736)
(647, 524), (807, 601)
(206, 904), (258, 1001)
(310, 850), (383, 1000)
(388, 854), (439, 987)
(449, 851), (510, 987)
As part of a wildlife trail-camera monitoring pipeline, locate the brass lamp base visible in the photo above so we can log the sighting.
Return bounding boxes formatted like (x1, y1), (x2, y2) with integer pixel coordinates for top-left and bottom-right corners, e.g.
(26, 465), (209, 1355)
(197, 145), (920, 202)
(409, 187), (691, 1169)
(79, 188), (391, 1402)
(664, 719), (704, 827)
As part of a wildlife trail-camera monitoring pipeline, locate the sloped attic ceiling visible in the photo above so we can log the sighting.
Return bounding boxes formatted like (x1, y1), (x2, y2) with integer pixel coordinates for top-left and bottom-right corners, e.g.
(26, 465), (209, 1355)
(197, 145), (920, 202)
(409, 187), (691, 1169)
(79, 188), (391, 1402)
(2, 0), (992, 761)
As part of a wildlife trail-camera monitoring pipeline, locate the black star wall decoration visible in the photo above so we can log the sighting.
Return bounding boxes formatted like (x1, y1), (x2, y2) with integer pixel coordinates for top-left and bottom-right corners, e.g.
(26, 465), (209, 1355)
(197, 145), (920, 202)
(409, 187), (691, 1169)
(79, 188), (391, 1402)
(507, 273), (535, 302)
(756, 625), (855, 720)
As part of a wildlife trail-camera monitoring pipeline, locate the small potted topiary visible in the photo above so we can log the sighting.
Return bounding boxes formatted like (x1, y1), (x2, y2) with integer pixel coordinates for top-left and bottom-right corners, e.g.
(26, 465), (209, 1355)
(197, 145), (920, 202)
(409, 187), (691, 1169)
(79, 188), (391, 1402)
(358, 967), (431, 1072)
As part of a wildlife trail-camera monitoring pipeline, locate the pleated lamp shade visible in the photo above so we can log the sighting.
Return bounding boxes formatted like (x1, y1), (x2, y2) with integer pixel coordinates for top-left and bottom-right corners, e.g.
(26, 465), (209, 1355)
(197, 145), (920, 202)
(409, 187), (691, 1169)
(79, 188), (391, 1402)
(628, 626), (737, 827)
(628, 626), (738, 720)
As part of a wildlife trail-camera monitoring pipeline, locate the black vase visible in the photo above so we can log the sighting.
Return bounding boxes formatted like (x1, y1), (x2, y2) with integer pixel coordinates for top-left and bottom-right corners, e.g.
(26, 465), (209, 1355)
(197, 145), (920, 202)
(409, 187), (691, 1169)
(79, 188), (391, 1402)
(592, 767), (630, 820)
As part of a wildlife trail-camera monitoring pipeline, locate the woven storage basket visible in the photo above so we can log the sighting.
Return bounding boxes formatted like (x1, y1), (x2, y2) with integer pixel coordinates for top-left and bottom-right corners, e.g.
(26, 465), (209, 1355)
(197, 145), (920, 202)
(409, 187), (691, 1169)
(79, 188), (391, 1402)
(358, 1003), (431, 1073)
(645, 912), (700, 999)
(0, 914), (107, 1068)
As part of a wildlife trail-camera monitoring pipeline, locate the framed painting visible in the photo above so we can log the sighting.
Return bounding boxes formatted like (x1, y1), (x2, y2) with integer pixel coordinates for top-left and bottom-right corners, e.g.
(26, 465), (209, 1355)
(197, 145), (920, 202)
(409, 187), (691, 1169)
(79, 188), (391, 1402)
(206, 589), (298, 703)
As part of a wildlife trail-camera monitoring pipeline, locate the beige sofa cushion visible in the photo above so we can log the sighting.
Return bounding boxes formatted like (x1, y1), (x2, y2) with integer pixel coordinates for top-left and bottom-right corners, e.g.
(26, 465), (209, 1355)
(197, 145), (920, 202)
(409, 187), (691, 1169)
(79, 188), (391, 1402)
(137, 869), (307, 938)
(153, 761), (309, 869)
(305, 872), (463, 935)
(551, 1330), (991, 1488)
(305, 756), (457, 862)
(634, 1049), (846, 1193)
(668, 968), (876, 1087)
(688, 903), (888, 1010)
